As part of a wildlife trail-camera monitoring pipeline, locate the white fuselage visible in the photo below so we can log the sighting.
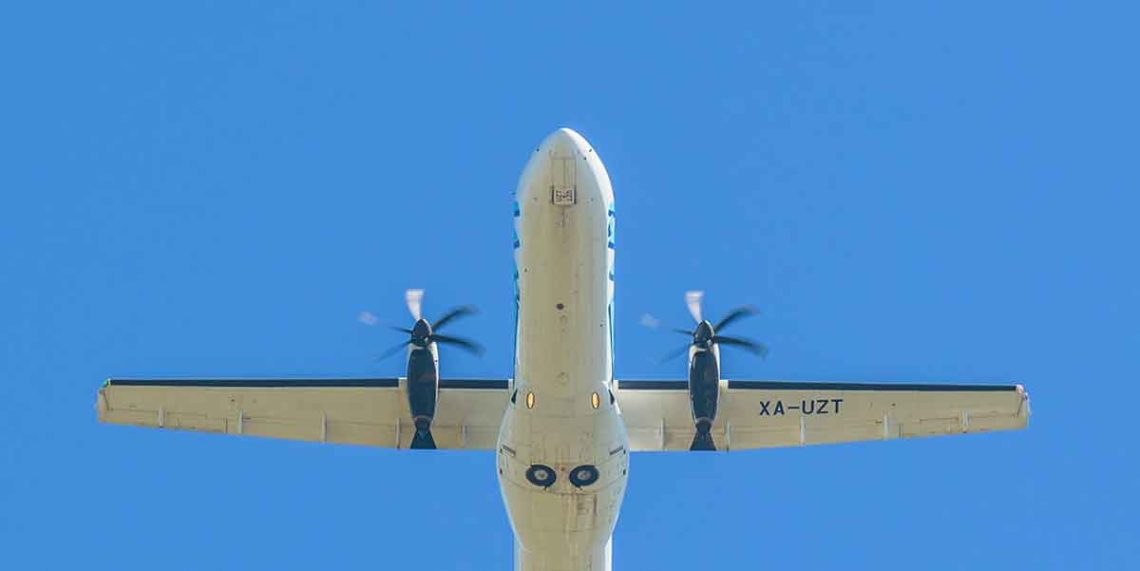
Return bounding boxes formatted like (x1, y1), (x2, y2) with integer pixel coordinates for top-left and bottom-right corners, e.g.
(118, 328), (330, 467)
(497, 129), (628, 571)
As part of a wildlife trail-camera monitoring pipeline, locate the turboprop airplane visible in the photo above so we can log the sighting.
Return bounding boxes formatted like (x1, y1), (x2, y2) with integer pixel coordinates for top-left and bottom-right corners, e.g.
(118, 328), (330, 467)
(96, 128), (1031, 571)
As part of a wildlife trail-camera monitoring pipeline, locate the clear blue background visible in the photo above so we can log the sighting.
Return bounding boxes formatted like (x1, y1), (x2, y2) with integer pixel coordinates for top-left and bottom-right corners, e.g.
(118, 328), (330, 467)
(2, 2), (1137, 569)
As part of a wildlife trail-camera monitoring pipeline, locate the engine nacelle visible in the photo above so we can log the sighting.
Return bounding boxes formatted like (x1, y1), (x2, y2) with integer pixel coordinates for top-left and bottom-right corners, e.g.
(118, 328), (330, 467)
(687, 346), (721, 451)
(405, 343), (440, 449)
(388, 292), (481, 449)
(671, 293), (763, 450)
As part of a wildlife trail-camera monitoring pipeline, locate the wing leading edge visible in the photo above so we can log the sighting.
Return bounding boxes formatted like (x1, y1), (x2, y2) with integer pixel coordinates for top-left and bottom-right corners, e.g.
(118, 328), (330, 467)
(617, 379), (1030, 452)
(96, 378), (510, 450)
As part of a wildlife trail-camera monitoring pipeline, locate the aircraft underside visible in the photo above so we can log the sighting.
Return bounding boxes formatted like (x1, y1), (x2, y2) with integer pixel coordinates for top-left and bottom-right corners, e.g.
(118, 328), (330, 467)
(498, 128), (626, 570)
(96, 128), (1030, 571)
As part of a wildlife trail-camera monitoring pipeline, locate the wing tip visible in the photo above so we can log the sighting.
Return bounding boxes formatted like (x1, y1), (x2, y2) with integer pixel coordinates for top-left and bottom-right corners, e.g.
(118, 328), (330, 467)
(95, 381), (111, 420)
(1016, 383), (1031, 422)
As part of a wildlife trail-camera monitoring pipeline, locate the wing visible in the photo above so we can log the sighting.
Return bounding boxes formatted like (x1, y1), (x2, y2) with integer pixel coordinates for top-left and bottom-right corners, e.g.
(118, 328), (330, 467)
(617, 379), (1030, 452)
(96, 377), (510, 450)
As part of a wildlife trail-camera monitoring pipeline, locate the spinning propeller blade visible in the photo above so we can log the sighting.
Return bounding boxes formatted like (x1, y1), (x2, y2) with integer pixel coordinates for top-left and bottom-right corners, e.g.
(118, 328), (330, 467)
(429, 334), (485, 356)
(711, 335), (768, 358)
(376, 341), (410, 361)
(405, 289), (424, 321)
(656, 291), (768, 362)
(714, 306), (759, 332)
(433, 305), (478, 331)
(658, 343), (692, 364)
(685, 290), (704, 323)
(373, 289), (484, 361)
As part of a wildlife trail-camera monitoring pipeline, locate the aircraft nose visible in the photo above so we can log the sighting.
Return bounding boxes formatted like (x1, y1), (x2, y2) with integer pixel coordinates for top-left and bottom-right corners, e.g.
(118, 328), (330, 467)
(539, 127), (591, 157)
(516, 127), (613, 208)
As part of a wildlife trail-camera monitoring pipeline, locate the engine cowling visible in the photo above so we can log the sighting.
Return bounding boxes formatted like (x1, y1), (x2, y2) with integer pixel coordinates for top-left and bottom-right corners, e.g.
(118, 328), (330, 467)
(687, 346), (720, 451)
(405, 339), (439, 449)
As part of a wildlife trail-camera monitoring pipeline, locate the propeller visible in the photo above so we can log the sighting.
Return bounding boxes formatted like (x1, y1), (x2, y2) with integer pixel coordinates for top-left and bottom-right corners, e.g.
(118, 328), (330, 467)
(685, 290), (704, 323)
(660, 291), (768, 361)
(405, 289), (424, 321)
(376, 289), (484, 360)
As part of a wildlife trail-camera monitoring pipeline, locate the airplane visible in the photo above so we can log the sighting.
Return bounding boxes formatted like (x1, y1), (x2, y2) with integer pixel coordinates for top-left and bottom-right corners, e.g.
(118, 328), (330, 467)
(96, 127), (1031, 571)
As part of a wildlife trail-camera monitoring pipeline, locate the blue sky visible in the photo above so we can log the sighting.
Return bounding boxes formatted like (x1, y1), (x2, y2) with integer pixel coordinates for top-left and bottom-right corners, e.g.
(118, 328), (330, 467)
(2, 2), (1137, 568)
